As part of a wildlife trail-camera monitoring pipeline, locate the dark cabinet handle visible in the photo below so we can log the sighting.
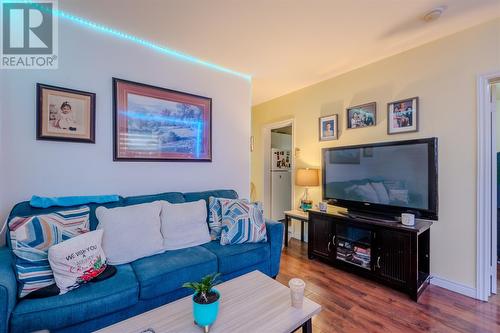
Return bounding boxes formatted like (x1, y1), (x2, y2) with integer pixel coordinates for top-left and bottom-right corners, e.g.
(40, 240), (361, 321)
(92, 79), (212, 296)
(376, 256), (381, 269)
(328, 241), (332, 252)
(332, 235), (336, 245)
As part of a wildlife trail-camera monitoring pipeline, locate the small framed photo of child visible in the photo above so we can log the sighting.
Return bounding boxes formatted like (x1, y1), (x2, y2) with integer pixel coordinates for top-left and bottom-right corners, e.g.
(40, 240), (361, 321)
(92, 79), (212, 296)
(319, 114), (338, 141)
(387, 97), (419, 134)
(37, 83), (96, 143)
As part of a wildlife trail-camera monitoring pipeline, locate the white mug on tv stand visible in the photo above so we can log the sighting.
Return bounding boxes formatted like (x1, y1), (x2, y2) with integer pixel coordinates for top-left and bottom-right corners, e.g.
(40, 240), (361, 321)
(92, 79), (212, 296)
(401, 213), (415, 226)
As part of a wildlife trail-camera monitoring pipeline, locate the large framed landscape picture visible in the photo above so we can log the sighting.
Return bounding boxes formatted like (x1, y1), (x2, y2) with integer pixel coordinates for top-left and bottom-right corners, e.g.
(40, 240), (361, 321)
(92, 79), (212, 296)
(113, 78), (212, 161)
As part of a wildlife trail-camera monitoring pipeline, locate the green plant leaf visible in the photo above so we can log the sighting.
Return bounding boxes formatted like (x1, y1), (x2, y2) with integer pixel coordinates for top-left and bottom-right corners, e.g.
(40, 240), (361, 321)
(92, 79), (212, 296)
(182, 272), (221, 294)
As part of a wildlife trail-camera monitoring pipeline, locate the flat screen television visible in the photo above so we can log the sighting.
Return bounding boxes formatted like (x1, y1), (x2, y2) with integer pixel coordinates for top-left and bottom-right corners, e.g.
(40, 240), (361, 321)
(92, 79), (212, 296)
(322, 138), (438, 220)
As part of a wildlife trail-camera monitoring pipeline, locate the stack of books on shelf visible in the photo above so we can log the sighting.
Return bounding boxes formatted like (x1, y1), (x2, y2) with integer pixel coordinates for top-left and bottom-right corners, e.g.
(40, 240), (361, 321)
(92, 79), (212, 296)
(336, 240), (371, 269)
(352, 246), (371, 268)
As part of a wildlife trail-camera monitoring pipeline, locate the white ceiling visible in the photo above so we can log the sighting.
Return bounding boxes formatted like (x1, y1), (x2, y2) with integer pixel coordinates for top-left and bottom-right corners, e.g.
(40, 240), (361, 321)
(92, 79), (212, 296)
(60, 0), (500, 105)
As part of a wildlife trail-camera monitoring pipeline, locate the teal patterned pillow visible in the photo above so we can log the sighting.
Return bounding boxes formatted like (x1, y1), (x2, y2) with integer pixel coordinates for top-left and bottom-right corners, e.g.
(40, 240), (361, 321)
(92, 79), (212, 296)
(209, 197), (263, 240)
(208, 197), (224, 240)
(8, 206), (90, 298)
(220, 199), (267, 245)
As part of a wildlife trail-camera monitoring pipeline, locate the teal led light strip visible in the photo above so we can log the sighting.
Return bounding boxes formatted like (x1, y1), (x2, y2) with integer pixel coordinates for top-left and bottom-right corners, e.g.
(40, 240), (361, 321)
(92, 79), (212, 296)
(12, 0), (252, 80)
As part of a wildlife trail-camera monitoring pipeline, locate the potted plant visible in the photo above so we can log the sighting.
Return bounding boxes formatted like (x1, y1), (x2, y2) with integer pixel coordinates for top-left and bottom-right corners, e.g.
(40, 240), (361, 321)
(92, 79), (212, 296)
(183, 273), (221, 332)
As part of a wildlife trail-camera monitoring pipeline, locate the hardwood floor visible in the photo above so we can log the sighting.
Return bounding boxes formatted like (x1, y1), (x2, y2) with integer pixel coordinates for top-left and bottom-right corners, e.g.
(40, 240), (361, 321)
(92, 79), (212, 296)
(276, 239), (500, 333)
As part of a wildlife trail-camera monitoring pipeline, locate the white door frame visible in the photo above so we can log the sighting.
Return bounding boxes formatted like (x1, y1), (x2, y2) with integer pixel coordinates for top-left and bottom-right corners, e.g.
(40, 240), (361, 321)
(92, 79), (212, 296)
(262, 119), (295, 220)
(477, 71), (500, 301)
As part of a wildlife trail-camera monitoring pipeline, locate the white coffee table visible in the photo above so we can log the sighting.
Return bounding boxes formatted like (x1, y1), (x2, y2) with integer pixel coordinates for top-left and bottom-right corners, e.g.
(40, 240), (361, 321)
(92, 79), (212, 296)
(95, 270), (321, 333)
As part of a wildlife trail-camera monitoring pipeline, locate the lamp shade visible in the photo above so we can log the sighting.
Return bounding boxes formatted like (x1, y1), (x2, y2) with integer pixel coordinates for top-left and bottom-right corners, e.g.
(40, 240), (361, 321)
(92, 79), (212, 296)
(295, 168), (319, 186)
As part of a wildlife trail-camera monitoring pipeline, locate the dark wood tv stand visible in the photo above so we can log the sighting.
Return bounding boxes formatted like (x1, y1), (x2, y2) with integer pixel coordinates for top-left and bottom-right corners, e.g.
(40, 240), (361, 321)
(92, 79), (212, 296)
(307, 209), (432, 301)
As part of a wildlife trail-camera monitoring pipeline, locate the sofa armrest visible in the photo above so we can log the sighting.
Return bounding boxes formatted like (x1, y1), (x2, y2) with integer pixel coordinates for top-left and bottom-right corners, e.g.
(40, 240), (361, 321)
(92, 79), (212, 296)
(0, 247), (17, 333)
(265, 219), (284, 277)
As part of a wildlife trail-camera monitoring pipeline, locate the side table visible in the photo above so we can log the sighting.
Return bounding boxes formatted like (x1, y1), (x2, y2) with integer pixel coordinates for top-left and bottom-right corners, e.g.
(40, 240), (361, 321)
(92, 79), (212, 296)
(283, 210), (309, 247)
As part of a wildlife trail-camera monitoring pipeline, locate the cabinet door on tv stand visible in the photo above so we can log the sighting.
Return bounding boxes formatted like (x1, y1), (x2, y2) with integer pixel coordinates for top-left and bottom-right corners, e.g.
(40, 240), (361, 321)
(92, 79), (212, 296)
(309, 215), (334, 260)
(374, 230), (411, 287)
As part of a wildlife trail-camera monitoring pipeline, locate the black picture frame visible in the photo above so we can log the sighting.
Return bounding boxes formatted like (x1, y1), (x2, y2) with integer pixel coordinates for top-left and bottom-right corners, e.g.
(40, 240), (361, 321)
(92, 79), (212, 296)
(387, 97), (419, 135)
(36, 83), (96, 143)
(346, 102), (377, 129)
(113, 78), (212, 162)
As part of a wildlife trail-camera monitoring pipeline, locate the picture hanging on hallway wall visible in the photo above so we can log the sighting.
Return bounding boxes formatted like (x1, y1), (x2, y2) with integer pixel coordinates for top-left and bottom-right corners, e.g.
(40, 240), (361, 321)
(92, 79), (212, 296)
(346, 102), (376, 129)
(387, 97), (419, 134)
(113, 78), (212, 162)
(36, 83), (96, 143)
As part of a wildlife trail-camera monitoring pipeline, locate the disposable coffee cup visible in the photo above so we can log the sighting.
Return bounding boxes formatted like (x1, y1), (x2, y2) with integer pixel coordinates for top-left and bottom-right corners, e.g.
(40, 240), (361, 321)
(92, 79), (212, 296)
(289, 278), (305, 308)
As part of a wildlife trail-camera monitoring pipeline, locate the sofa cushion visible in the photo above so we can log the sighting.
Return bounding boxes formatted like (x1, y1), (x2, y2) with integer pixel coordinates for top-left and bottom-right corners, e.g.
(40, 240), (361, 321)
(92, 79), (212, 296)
(8, 206), (91, 298)
(131, 246), (217, 300)
(96, 202), (164, 265)
(219, 199), (267, 245)
(10, 264), (138, 333)
(122, 192), (185, 206)
(48, 230), (108, 294)
(201, 240), (270, 274)
(160, 200), (211, 251)
(208, 196), (224, 240)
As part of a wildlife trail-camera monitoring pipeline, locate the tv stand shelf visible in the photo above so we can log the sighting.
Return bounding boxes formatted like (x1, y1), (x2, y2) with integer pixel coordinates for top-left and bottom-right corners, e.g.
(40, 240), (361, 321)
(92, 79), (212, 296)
(307, 209), (432, 301)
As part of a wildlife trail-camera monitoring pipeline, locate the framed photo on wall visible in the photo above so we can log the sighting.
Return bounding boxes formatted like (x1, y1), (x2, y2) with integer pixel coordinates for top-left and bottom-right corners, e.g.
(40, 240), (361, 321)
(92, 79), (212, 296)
(319, 114), (338, 141)
(346, 102), (376, 129)
(113, 78), (212, 161)
(387, 97), (419, 134)
(37, 83), (96, 143)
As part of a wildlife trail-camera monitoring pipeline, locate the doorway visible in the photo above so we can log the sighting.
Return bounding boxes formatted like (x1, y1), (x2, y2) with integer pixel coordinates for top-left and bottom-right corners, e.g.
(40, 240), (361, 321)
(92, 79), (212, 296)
(262, 119), (295, 226)
(477, 72), (500, 301)
(270, 126), (292, 222)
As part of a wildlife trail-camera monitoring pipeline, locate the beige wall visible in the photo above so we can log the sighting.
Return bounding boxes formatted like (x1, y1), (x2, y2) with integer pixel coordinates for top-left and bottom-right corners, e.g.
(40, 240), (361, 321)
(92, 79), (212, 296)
(252, 19), (500, 289)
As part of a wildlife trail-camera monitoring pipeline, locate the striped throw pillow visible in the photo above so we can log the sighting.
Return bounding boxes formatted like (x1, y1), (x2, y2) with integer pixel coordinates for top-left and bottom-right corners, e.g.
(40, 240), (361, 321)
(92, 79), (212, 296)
(8, 206), (90, 298)
(209, 197), (264, 240)
(220, 199), (267, 245)
(208, 197), (225, 240)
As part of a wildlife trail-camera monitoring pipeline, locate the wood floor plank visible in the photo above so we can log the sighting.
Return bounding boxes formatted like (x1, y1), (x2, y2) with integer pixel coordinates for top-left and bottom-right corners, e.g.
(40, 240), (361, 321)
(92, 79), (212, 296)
(279, 239), (500, 333)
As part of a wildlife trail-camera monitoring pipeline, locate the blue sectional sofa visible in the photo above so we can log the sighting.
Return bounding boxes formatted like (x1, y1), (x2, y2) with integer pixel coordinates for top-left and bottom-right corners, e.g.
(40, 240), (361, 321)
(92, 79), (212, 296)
(0, 189), (284, 333)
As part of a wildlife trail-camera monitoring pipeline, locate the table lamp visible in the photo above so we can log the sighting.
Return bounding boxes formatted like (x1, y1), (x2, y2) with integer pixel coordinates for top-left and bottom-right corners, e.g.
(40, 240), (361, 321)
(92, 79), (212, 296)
(295, 168), (319, 211)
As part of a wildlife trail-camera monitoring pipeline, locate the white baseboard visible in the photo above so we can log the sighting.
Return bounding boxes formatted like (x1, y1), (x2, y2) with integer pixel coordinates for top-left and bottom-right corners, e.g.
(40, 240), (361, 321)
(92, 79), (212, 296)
(430, 275), (477, 299)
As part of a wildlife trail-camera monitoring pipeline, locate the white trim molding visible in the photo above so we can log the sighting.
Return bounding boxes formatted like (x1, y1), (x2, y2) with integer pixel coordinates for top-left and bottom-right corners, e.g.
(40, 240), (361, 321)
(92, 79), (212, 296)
(430, 275), (477, 299)
(476, 71), (500, 301)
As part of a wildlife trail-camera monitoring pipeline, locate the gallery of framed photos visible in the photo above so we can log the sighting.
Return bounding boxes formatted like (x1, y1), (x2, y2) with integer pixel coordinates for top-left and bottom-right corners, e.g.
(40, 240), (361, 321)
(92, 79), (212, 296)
(317, 96), (419, 141)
